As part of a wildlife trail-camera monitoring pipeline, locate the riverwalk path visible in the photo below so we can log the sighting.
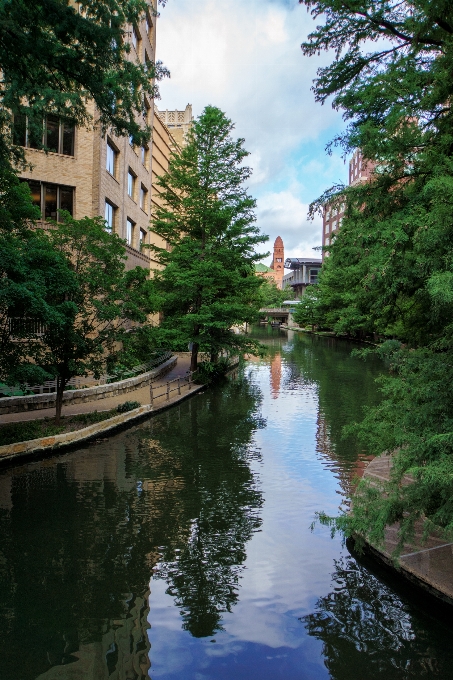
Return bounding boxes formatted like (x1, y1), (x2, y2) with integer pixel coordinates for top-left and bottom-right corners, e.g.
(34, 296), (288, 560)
(0, 354), (192, 425)
(363, 454), (453, 605)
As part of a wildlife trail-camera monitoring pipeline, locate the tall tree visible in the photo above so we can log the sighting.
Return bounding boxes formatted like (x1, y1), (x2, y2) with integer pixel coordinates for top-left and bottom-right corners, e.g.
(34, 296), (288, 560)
(299, 1), (453, 549)
(0, 0), (168, 174)
(151, 106), (267, 372)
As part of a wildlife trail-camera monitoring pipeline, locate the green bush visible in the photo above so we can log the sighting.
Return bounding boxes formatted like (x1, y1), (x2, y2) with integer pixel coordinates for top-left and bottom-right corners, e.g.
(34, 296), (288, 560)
(193, 358), (231, 385)
(117, 400), (141, 413)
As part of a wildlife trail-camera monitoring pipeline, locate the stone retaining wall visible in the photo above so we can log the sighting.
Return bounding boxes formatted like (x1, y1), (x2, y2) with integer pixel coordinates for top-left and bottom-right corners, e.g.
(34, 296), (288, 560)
(0, 356), (177, 415)
(0, 382), (205, 464)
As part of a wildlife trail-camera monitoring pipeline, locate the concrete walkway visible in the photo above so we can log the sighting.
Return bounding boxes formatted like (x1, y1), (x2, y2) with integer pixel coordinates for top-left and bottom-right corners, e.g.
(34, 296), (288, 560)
(1, 354), (192, 424)
(362, 454), (453, 605)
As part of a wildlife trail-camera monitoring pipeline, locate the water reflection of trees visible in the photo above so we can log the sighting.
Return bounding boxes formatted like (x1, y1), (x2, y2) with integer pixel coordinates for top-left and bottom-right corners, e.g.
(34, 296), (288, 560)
(0, 374), (264, 678)
(303, 553), (453, 679)
(150, 376), (264, 637)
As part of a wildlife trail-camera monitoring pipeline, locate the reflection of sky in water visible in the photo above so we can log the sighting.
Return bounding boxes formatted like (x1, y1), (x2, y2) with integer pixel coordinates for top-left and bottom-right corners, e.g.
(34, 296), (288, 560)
(149, 356), (344, 679)
(3, 332), (452, 679)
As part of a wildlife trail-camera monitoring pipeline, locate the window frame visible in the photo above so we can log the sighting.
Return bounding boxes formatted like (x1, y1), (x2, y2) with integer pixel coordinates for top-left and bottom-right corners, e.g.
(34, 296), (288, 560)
(127, 169), (136, 200)
(14, 114), (75, 156)
(106, 140), (118, 177)
(139, 184), (148, 212)
(126, 217), (135, 247)
(104, 200), (116, 232)
(22, 179), (74, 221)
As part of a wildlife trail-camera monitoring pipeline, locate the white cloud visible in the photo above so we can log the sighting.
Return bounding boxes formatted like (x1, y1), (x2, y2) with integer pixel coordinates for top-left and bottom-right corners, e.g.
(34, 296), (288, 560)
(257, 190), (322, 260)
(156, 0), (345, 259)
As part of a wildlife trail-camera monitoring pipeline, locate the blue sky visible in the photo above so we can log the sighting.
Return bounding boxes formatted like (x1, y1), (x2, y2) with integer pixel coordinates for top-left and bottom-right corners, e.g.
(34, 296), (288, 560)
(156, 0), (348, 262)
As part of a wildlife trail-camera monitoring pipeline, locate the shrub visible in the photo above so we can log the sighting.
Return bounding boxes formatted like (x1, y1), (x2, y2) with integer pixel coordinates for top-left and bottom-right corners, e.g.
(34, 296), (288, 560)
(193, 358), (232, 385)
(117, 400), (141, 413)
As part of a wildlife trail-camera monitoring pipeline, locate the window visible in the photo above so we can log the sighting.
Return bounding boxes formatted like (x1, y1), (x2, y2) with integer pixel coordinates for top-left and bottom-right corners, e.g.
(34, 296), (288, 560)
(45, 115), (59, 153)
(145, 11), (152, 36)
(14, 114), (75, 155)
(131, 26), (138, 50)
(105, 201), (115, 232)
(276, 258), (282, 263)
(309, 269), (319, 284)
(140, 228), (147, 248)
(140, 185), (148, 211)
(141, 145), (148, 168)
(106, 141), (117, 176)
(62, 121), (75, 155)
(126, 218), (135, 246)
(22, 180), (73, 220)
(324, 222), (329, 234)
(127, 170), (136, 199)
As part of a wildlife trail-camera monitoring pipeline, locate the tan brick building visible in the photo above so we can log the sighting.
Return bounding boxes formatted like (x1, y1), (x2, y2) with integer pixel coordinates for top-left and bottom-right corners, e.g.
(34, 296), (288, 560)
(17, 1), (190, 277)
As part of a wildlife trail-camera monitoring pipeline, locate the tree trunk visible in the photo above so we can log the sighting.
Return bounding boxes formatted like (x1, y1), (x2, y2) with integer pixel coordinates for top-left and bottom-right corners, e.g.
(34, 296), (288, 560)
(210, 351), (218, 363)
(190, 342), (199, 372)
(55, 375), (66, 424)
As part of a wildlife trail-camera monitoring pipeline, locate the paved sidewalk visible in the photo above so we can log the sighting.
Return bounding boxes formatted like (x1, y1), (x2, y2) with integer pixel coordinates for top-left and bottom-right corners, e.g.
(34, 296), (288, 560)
(1, 355), (192, 424)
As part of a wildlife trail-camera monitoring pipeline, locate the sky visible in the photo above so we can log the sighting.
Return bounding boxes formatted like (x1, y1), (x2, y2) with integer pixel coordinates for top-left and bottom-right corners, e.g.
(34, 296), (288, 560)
(155, 0), (348, 264)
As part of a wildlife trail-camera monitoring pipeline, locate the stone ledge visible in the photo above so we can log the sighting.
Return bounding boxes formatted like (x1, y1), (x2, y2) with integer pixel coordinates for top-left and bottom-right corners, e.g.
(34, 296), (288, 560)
(0, 356), (177, 415)
(0, 382), (205, 465)
(359, 454), (453, 607)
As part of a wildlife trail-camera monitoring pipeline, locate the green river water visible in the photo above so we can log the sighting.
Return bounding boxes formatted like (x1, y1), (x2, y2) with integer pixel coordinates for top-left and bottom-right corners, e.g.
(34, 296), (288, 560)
(1, 328), (453, 679)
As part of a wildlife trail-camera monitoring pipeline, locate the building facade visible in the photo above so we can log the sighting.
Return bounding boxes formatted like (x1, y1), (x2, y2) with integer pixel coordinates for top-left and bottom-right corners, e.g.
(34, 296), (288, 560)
(156, 105), (194, 150)
(16, 1), (179, 276)
(282, 258), (322, 298)
(321, 149), (377, 260)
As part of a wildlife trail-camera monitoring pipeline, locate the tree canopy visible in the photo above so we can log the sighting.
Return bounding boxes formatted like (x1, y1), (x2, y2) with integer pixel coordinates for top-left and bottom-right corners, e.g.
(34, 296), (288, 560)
(150, 105), (267, 371)
(299, 1), (453, 550)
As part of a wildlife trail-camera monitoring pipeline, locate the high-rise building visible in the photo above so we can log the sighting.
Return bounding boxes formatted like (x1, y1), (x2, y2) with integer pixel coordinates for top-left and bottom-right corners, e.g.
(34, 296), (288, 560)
(16, 1), (179, 276)
(321, 150), (376, 259)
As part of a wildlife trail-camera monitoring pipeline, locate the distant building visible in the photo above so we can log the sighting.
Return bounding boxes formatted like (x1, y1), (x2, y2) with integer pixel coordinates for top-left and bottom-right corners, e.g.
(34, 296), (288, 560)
(255, 236), (285, 289)
(156, 104), (193, 150)
(282, 258), (322, 298)
(322, 149), (377, 260)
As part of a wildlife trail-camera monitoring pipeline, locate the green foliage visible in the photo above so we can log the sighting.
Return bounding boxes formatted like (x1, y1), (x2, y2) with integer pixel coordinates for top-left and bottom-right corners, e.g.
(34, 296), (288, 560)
(112, 324), (161, 371)
(16, 213), (154, 421)
(193, 357), (232, 384)
(292, 286), (323, 329)
(300, 0), (453, 547)
(0, 0), (168, 174)
(150, 106), (268, 370)
(117, 400), (141, 413)
(0, 171), (73, 386)
(258, 279), (293, 308)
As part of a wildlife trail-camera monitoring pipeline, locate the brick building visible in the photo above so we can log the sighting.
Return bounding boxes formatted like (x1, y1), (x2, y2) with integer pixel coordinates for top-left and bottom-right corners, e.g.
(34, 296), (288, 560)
(322, 149), (377, 260)
(16, 1), (190, 278)
(255, 236), (285, 289)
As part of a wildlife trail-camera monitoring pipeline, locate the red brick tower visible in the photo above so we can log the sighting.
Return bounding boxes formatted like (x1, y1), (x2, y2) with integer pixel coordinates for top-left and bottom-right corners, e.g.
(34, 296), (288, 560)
(271, 236), (284, 289)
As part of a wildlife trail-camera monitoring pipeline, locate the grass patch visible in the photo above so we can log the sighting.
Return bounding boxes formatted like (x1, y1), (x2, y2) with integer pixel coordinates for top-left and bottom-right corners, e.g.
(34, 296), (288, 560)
(0, 408), (120, 446)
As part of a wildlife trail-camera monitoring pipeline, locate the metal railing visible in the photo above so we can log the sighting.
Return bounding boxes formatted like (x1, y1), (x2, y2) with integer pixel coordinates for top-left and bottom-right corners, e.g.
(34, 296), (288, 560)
(0, 351), (172, 399)
(149, 371), (196, 406)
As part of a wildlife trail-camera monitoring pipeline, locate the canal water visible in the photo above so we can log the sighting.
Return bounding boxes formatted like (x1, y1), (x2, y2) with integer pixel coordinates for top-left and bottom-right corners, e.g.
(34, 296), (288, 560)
(1, 329), (453, 680)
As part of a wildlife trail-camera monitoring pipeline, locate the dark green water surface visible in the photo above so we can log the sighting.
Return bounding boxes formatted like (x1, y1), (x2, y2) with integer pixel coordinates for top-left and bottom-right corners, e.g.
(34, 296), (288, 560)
(1, 329), (453, 680)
